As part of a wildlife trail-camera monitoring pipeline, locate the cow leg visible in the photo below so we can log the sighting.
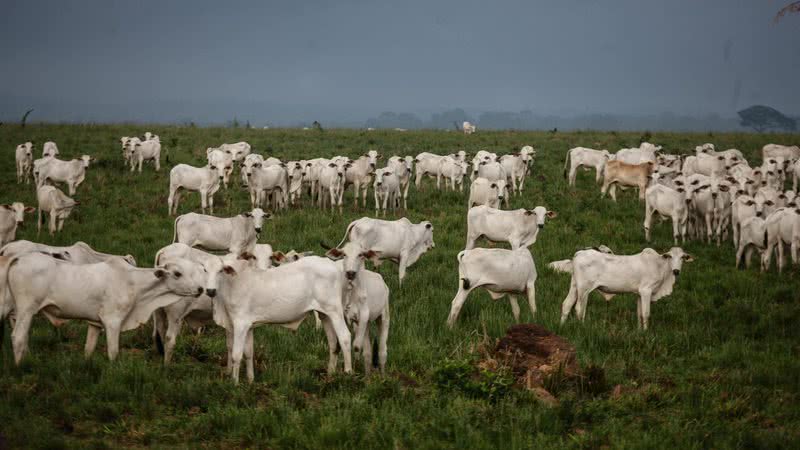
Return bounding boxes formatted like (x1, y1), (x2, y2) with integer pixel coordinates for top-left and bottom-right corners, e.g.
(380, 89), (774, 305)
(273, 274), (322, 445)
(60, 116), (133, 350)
(600, 180), (610, 198)
(362, 183), (369, 208)
(208, 193), (215, 215)
(200, 191), (208, 214)
(361, 326), (372, 375)
(353, 182), (359, 207)
(671, 215), (680, 245)
(436, 172), (441, 189)
(328, 314), (352, 373)
(792, 237), (800, 266)
(610, 184), (618, 202)
(321, 316), (340, 373)
(244, 329), (255, 383)
(104, 321), (122, 361)
(398, 256), (407, 286)
(764, 239), (776, 271)
(382, 192), (389, 217)
(138, 157), (143, 173)
(643, 203), (654, 242)
(49, 210), (58, 235)
(745, 246), (754, 269)
(155, 157), (160, 172)
(574, 284), (592, 322)
(639, 290), (652, 331)
(559, 280), (578, 324)
(465, 233), (478, 250)
(84, 324), (102, 358)
(374, 189), (380, 214)
(225, 327), (234, 375)
(377, 311), (389, 373)
(164, 316), (183, 364)
(229, 323), (250, 384)
(526, 278), (537, 318)
(57, 216), (66, 232)
(313, 311), (322, 329)
(508, 295), (520, 322)
(735, 243), (746, 269)
(37, 208), (43, 235)
(777, 241), (786, 274)
(446, 286), (472, 327)
(12, 308), (35, 365)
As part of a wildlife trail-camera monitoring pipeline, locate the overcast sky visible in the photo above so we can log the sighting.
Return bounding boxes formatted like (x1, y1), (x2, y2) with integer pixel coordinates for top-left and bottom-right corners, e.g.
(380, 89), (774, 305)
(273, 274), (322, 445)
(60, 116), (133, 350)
(1, 0), (798, 124)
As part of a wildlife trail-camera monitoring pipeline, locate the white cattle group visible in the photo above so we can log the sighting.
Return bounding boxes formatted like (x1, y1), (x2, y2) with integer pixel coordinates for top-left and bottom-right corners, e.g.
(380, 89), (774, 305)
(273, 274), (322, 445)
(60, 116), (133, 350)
(3, 130), (798, 390)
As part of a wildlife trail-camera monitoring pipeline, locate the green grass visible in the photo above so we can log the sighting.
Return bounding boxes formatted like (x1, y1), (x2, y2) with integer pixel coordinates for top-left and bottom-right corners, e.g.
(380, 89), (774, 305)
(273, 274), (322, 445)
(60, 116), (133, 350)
(1, 125), (799, 448)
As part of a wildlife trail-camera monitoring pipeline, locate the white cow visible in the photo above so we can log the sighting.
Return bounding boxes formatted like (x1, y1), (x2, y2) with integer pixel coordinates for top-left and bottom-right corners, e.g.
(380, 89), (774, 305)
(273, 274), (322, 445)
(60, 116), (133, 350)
(247, 165), (288, 210)
(438, 156), (468, 191)
(468, 177), (507, 209)
(207, 149), (234, 189)
(36, 185), (79, 235)
(334, 217), (435, 285)
(0, 240), (136, 266)
(465, 205), (556, 250)
(210, 256), (353, 383)
(218, 142), (252, 162)
(736, 217), (768, 271)
(341, 153), (378, 207)
(167, 164), (224, 215)
(373, 167), (401, 216)
(550, 247), (693, 330)
(447, 247), (538, 326)
(764, 207), (800, 273)
(682, 153), (727, 178)
(37, 155), (94, 196)
(318, 162), (346, 210)
(130, 138), (161, 172)
(731, 194), (757, 248)
(615, 147), (657, 165)
(0, 203), (35, 247)
(240, 153), (265, 187)
(644, 184), (689, 244)
(42, 141), (59, 158)
(462, 121), (476, 134)
(15, 142), (33, 184)
(6, 253), (205, 364)
(499, 152), (533, 195)
(763, 144), (800, 161)
(563, 147), (613, 187)
(173, 209), (268, 255)
(414, 152), (446, 189)
(387, 155), (414, 208)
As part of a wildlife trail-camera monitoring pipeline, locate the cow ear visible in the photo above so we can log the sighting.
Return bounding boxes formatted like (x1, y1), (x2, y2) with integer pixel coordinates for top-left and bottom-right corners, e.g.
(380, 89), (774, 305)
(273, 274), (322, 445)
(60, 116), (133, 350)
(546, 210), (557, 218)
(270, 252), (285, 263)
(1, 205), (10, 210)
(377, 154), (382, 159)
(238, 252), (256, 261)
(682, 254), (695, 262)
(425, 223), (432, 229)
(24, 206), (36, 213)
(661, 253), (671, 259)
(360, 250), (377, 259)
(154, 268), (167, 279)
(325, 248), (344, 260)
(720, 185), (729, 192)
(222, 265), (237, 275)
(524, 210), (534, 216)
(243, 212), (252, 217)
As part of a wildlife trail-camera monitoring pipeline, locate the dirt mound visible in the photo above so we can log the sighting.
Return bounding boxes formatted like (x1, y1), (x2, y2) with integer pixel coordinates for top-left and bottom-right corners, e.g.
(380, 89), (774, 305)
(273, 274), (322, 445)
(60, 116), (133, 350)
(487, 324), (579, 393)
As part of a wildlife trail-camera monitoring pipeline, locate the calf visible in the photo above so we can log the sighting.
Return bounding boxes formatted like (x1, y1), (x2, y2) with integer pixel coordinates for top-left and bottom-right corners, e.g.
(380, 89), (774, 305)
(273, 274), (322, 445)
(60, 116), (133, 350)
(42, 141), (59, 158)
(764, 207), (800, 273)
(247, 165), (288, 210)
(500, 151), (534, 195)
(465, 205), (556, 250)
(601, 160), (654, 201)
(387, 155), (414, 208)
(168, 163), (224, 215)
(37, 155), (94, 196)
(318, 161), (346, 210)
(373, 167), (401, 216)
(468, 177), (508, 208)
(447, 247), (537, 326)
(736, 217), (768, 271)
(36, 186), (79, 235)
(0, 203), (35, 247)
(173, 209), (269, 255)
(550, 247), (693, 330)
(130, 138), (161, 172)
(207, 148), (234, 189)
(644, 184), (689, 244)
(6, 254), (205, 364)
(564, 147), (612, 187)
(343, 152), (379, 207)
(731, 194), (757, 248)
(15, 142), (33, 184)
(334, 217), (435, 285)
(438, 156), (468, 191)
(240, 153), (264, 187)
(414, 152), (445, 189)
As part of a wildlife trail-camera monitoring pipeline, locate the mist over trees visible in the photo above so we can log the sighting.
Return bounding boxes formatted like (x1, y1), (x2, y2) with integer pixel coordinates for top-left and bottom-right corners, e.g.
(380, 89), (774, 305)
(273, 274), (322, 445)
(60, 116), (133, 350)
(737, 105), (796, 132)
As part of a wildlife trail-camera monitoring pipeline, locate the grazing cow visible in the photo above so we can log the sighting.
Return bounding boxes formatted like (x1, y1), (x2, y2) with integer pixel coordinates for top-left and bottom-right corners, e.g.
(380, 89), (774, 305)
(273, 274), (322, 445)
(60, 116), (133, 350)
(37, 155), (94, 196)
(373, 167), (401, 216)
(318, 161), (348, 210)
(468, 177), (508, 208)
(0, 240), (136, 266)
(334, 217), (435, 285)
(564, 147), (613, 187)
(42, 141), (59, 158)
(323, 242), (390, 374)
(500, 152), (533, 194)
(550, 247), (693, 330)
(130, 138), (161, 172)
(763, 144), (800, 161)
(462, 121), (476, 134)
(210, 256), (353, 383)
(414, 152), (446, 189)
(173, 209), (269, 255)
(240, 154), (265, 187)
(15, 142), (33, 184)
(764, 207), (800, 273)
(644, 184), (689, 244)
(736, 217), (768, 271)
(207, 149), (234, 189)
(438, 156), (468, 191)
(447, 247), (538, 326)
(682, 153), (727, 178)
(387, 155), (414, 208)
(218, 142), (252, 162)
(342, 152), (379, 207)
(246, 164), (288, 210)
(465, 205), (556, 250)
(6, 253), (205, 364)
(167, 163), (224, 215)
(731, 194), (757, 248)
(0, 203), (35, 247)
(601, 160), (654, 201)
(36, 186), (79, 235)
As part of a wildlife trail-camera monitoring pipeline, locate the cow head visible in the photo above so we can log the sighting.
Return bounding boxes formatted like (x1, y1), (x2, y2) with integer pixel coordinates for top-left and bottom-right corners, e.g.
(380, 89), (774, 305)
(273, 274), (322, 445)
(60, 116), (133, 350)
(2, 202), (35, 225)
(494, 179), (509, 202)
(243, 208), (270, 234)
(374, 168), (391, 187)
(524, 206), (557, 229)
(325, 242), (378, 283)
(420, 221), (435, 249)
(199, 256), (225, 298)
(661, 247), (694, 277)
(754, 191), (777, 218)
(365, 150), (381, 169)
(80, 155), (95, 168)
(154, 258), (207, 298)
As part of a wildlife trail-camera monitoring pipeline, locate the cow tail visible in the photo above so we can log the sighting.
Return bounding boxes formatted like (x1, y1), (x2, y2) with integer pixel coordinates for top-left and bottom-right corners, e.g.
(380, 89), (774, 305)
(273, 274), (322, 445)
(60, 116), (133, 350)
(563, 149), (571, 179)
(172, 216), (182, 243)
(548, 259), (573, 274)
(335, 220), (358, 248)
(1, 257), (21, 347)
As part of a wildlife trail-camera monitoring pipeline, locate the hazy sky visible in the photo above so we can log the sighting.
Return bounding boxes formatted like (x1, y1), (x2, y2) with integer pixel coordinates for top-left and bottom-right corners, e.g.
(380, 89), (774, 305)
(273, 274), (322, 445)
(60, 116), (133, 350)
(1, 0), (798, 124)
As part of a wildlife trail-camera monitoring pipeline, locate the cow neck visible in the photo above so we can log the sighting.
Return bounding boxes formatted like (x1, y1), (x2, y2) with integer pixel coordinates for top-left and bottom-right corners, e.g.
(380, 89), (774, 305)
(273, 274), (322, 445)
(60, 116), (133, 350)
(127, 268), (176, 303)
(404, 225), (428, 266)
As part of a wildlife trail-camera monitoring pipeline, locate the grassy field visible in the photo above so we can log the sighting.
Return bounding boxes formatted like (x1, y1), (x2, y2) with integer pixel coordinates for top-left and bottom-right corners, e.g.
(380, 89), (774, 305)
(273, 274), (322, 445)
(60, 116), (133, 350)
(1, 125), (799, 449)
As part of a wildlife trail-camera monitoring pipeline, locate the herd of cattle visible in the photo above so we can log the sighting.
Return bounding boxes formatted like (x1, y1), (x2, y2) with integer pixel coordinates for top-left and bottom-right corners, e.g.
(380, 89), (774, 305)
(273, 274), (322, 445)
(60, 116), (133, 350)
(1, 134), (797, 383)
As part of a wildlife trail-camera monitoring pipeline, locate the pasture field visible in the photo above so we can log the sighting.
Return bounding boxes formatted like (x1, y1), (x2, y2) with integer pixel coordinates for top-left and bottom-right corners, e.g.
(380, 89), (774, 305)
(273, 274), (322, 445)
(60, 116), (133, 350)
(1, 125), (799, 449)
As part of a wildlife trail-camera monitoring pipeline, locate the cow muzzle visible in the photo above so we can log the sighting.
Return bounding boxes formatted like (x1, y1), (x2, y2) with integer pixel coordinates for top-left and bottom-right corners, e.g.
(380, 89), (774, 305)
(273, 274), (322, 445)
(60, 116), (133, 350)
(376, 182), (382, 186)
(255, 227), (262, 234)
(205, 288), (217, 298)
(345, 270), (357, 280)
(537, 224), (544, 229)
(672, 269), (680, 276)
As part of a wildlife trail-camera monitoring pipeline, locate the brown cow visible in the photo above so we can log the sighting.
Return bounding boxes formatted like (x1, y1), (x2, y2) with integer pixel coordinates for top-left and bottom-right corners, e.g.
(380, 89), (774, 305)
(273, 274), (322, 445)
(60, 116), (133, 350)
(601, 160), (654, 202)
